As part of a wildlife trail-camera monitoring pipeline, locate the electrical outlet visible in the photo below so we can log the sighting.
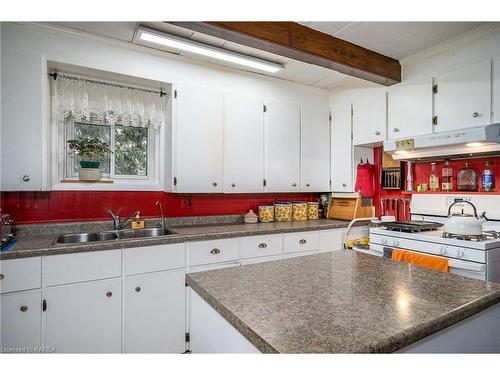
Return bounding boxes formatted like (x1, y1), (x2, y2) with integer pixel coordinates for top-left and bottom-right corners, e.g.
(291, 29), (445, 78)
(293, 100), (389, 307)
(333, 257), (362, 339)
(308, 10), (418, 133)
(181, 197), (192, 208)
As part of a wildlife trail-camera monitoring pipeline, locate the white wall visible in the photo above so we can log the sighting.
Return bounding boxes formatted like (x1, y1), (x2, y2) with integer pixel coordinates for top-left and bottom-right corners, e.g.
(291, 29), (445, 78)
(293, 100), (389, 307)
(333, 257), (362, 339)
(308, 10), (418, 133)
(0, 22), (330, 191)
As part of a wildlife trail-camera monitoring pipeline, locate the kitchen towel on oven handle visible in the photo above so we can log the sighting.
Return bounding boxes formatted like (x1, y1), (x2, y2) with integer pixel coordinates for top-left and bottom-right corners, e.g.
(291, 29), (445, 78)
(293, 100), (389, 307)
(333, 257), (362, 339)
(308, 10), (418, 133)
(383, 247), (449, 272)
(354, 159), (375, 198)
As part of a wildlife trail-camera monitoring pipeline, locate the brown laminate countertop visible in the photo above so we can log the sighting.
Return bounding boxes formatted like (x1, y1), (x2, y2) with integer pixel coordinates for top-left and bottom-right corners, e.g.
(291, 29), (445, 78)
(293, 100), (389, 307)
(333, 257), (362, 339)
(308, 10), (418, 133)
(186, 251), (500, 353)
(0, 219), (359, 260)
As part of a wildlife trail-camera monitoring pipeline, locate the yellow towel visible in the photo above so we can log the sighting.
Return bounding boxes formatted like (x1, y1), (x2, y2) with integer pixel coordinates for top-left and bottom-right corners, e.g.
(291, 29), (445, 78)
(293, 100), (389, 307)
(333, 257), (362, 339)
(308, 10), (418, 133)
(391, 248), (449, 272)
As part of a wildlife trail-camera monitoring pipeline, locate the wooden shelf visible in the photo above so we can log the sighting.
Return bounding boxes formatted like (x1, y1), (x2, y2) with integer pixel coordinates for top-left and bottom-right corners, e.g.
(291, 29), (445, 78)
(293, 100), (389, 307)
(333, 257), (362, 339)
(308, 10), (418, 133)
(60, 179), (114, 184)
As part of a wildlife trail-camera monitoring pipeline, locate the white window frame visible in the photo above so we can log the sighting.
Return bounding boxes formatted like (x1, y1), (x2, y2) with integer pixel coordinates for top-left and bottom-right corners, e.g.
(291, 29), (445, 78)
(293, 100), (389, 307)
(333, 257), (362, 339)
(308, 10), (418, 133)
(51, 109), (165, 192)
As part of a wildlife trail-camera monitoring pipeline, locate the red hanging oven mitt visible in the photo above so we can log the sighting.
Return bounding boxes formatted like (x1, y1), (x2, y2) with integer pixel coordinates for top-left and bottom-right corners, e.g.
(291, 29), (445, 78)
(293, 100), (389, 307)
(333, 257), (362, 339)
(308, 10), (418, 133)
(354, 159), (375, 198)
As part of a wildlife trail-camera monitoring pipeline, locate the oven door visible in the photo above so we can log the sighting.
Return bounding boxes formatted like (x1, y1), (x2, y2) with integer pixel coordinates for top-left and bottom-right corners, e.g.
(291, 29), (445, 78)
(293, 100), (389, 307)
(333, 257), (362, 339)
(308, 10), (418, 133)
(369, 243), (486, 280)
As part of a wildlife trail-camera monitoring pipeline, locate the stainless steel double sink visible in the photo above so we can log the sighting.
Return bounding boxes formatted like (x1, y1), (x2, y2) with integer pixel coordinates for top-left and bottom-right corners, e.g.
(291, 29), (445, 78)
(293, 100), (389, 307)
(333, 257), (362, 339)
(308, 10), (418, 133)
(55, 227), (177, 244)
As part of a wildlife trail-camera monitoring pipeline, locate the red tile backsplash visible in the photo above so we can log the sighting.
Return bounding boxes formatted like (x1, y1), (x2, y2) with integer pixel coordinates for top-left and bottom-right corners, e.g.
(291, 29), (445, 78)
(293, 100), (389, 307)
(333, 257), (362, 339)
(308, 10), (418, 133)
(0, 191), (319, 224)
(373, 147), (500, 218)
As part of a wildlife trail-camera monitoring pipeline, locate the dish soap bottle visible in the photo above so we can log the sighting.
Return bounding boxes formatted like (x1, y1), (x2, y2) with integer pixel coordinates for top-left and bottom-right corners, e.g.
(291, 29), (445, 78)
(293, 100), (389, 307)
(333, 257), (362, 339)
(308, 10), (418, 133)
(457, 162), (477, 191)
(429, 162), (439, 191)
(441, 159), (453, 191)
(132, 213), (145, 230)
(482, 160), (494, 192)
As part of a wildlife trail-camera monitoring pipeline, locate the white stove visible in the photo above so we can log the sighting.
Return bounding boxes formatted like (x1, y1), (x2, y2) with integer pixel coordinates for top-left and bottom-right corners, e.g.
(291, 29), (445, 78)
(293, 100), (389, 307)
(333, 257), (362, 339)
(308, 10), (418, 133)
(368, 194), (500, 282)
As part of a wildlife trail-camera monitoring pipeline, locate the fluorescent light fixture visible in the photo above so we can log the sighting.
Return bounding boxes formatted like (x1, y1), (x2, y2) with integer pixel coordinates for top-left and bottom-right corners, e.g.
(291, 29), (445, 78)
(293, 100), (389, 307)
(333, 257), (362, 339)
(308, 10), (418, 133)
(136, 27), (284, 74)
(466, 142), (484, 147)
(395, 150), (409, 155)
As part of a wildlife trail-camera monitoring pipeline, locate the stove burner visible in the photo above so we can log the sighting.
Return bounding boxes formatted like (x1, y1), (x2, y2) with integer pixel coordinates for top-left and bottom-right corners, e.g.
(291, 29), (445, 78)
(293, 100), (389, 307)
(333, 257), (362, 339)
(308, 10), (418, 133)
(383, 221), (442, 233)
(442, 231), (500, 242)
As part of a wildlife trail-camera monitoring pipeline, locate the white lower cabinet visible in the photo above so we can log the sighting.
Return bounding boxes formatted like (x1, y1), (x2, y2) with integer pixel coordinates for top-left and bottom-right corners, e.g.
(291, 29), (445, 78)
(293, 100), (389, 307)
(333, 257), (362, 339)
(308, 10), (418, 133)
(1, 290), (41, 350)
(319, 228), (344, 252)
(43, 278), (122, 353)
(124, 269), (186, 353)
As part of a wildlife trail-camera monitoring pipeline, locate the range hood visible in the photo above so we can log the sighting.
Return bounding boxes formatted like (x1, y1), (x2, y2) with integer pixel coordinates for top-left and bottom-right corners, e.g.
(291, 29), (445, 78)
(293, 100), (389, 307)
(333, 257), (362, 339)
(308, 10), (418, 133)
(384, 123), (500, 160)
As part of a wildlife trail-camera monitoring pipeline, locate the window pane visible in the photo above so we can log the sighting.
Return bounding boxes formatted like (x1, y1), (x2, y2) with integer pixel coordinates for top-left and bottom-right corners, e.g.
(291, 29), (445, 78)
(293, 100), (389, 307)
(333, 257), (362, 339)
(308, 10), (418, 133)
(73, 122), (111, 174)
(115, 125), (148, 176)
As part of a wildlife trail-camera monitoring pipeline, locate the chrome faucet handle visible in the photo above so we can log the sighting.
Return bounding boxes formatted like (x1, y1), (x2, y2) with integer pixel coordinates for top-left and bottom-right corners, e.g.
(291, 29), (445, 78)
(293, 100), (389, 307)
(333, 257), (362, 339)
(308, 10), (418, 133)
(155, 201), (166, 228)
(107, 209), (120, 230)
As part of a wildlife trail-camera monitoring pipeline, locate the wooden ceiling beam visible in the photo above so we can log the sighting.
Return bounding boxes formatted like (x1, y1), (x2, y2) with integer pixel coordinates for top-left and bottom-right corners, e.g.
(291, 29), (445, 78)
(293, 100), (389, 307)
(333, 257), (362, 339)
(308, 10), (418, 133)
(168, 21), (401, 86)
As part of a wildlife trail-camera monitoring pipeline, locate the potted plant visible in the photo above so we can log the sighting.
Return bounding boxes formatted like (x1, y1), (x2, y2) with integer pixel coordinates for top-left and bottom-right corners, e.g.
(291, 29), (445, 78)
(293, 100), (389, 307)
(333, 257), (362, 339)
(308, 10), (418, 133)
(67, 138), (112, 181)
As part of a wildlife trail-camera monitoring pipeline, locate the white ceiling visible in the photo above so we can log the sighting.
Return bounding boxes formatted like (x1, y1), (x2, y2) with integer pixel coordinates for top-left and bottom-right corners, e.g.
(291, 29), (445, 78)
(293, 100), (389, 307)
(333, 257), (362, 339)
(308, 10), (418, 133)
(45, 22), (486, 90)
(299, 22), (485, 60)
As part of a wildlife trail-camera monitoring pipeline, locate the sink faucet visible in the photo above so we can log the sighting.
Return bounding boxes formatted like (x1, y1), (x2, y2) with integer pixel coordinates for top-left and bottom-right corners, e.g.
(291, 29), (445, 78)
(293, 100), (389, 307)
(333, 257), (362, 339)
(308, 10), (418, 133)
(155, 201), (166, 228)
(107, 209), (140, 230)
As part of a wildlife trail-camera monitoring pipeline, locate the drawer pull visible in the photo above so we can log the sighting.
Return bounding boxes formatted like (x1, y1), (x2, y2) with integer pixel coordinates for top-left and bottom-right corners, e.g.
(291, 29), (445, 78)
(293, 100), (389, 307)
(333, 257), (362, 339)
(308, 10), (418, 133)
(0, 274), (4, 280)
(258, 243), (267, 248)
(210, 248), (221, 255)
(20, 305), (28, 312)
(299, 239), (307, 244)
(106, 291), (113, 298)
(135, 287), (141, 292)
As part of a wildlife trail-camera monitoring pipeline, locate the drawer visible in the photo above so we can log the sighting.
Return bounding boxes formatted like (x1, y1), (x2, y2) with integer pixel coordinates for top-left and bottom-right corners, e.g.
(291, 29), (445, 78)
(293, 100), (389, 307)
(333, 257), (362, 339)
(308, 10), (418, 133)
(188, 238), (238, 267)
(123, 243), (185, 276)
(319, 229), (344, 253)
(0, 257), (41, 294)
(283, 231), (320, 254)
(42, 250), (121, 286)
(239, 234), (282, 260)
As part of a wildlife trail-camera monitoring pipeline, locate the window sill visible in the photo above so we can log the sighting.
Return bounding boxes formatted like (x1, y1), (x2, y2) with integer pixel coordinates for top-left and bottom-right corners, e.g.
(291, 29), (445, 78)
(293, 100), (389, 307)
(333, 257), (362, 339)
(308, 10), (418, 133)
(52, 180), (163, 191)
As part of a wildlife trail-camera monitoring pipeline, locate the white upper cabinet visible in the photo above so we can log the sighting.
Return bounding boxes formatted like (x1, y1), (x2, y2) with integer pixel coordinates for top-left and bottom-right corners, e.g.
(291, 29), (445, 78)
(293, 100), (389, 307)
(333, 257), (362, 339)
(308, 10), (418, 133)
(352, 88), (387, 146)
(331, 99), (353, 192)
(388, 78), (433, 139)
(495, 58), (500, 123)
(264, 98), (301, 192)
(301, 98), (331, 192)
(174, 83), (224, 193)
(223, 93), (264, 193)
(434, 59), (492, 132)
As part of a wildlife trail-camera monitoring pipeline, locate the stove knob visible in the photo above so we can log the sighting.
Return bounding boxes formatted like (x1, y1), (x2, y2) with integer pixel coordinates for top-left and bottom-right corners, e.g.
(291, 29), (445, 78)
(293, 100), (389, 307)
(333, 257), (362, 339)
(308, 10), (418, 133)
(439, 246), (447, 255)
(456, 249), (465, 258)
(381, 238), (388, 245)
(392, 240), (400, 247)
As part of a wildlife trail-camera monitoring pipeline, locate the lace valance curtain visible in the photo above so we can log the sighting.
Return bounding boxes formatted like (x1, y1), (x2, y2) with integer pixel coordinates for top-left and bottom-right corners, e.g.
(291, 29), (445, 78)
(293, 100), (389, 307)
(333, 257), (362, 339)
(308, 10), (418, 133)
(54, 74), (164, 129)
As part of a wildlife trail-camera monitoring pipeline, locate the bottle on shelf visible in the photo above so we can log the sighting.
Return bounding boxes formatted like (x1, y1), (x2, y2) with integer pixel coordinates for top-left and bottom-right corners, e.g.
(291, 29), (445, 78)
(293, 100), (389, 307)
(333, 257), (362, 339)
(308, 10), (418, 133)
(429, 162), (439, 192)
(482, 160), (494, 192)
(441, 159), (453, 191)
(457, 162), (477, 191)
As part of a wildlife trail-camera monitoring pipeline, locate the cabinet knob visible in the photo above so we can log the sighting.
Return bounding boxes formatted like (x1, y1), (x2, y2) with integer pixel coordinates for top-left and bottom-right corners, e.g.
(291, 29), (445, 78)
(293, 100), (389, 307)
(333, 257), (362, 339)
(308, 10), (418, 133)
(22, 175), (30, 182)
(375, 131), (381, 136)
(231, 183), (235, 187)
(299, 239), (307, 244)
(211, 182), (218, 187)
(292, 183), (297, 187)
(305, 183), (310, 187)
(20, 305), (28, 312)
(0, 274), (4, 280)
(472, 112), (479, 118)
(210, 248), (221, 255)
(393, 128), (399, 132)
(258, 243), (267, 248)
(135, 287), (141, 292)
(106, 291), (113, 297)
(342, 183), (347, 187)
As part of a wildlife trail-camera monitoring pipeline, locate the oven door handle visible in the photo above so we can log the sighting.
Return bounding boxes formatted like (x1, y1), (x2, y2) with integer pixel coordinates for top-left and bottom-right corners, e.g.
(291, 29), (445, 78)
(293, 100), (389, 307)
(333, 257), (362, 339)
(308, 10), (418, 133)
(448, 259), (485, 272)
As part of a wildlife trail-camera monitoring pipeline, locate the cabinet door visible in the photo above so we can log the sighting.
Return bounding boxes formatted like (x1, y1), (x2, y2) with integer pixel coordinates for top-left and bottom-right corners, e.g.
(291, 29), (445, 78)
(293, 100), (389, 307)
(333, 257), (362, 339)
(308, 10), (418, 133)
(174, 83), (224, 192)
(223, 93), (264, 192)
(301, 98), (331, 191)
(43, 279), (121, 353)
(434, 60), (492, 132)
(124, 269), (185, 353)
(1, 290), (41, 350)
(331, 100), (353, 192)
(352, 88), (387, 146)
(494, 59), (500, 123)
(264, 98), (301, 192)
(388, 79), (433, 139)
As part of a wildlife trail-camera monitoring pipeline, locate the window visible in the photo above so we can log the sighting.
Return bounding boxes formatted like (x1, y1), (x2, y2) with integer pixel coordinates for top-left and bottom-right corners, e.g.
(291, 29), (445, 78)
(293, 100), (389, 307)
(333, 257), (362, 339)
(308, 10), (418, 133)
(66, 121), (151, 179)
(50, 69), (168, 190)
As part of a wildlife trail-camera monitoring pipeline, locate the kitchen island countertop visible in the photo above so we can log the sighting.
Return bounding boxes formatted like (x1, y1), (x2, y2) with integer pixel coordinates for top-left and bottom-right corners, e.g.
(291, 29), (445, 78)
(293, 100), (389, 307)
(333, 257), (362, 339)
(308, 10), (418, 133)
(186, 250), (500, 353)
